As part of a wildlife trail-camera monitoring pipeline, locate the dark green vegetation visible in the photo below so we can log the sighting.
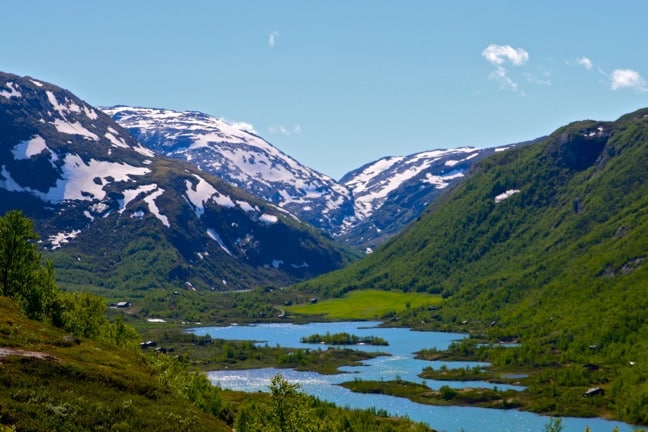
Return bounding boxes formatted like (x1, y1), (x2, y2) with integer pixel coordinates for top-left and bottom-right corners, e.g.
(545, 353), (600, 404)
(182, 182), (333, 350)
(294, 110), (648, 425)
(301, 331), (389, 346)
(341, 378), (522, 410)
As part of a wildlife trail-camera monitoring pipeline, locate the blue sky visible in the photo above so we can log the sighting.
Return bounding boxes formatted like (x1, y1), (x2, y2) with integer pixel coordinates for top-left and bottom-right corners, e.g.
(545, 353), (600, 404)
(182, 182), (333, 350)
(2, 1), (648, 179)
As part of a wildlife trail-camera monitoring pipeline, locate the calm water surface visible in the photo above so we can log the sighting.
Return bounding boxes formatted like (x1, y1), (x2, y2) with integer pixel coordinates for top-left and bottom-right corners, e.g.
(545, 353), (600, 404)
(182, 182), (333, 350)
(192, 321), (639, 432)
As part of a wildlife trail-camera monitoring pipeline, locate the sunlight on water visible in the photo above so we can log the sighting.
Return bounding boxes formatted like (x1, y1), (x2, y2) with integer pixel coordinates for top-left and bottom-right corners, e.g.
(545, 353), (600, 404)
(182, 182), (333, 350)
(197, 322), (639, 432)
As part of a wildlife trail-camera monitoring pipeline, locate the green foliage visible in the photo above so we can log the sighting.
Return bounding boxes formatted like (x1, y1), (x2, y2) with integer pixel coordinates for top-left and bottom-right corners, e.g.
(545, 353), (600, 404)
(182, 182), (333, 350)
(0, 210), (57, 320)
(0, 210), (139, 349)
(234, 374), (433, 432)
(147, 354), (232, 421)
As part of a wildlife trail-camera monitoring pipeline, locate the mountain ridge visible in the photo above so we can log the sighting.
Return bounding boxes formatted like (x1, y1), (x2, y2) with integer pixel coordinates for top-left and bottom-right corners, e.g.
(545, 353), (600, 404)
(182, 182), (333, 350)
(104, 105), (510, 249)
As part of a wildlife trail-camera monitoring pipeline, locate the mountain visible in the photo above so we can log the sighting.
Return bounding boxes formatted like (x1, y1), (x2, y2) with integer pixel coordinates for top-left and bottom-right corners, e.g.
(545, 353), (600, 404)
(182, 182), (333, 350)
(101, 106), (356, 237)
(296, 109), (648, 424)
(103, 106), (502, 250)
(338, 147), (504, 250)
(0, 72), (352, 296)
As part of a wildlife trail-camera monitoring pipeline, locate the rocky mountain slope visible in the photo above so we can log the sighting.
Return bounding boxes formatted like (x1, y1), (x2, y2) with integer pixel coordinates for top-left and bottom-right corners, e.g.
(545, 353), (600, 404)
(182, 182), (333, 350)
(104, 106), (505, 250)
(0, 72), (352, 295)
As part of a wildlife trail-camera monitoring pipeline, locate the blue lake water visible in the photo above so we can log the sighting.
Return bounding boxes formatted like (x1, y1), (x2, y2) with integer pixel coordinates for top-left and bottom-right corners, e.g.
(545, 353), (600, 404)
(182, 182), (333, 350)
(191, 321), (640, 432)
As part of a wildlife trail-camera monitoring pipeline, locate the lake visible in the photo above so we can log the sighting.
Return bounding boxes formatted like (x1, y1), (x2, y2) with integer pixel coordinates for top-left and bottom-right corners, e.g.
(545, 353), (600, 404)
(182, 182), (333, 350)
(191, 321), (639, 432)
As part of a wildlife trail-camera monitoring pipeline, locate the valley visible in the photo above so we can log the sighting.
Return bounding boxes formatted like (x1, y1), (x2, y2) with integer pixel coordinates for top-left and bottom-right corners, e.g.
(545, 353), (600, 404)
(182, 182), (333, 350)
(1, 71), (647, 431)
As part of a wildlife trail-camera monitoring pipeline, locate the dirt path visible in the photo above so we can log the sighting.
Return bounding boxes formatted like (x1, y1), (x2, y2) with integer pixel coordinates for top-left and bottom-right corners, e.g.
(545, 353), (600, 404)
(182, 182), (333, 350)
(0, 347), (59, 362)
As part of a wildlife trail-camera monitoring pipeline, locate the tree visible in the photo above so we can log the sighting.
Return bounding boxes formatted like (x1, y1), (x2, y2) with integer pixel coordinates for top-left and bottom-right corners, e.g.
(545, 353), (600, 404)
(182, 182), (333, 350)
(235, 374), (336, 432)
(0, 210), (56, 319)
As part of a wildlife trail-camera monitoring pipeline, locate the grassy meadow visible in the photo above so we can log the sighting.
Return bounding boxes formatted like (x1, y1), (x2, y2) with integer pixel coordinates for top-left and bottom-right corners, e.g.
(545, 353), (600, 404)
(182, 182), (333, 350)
(286, 289), (442, 320)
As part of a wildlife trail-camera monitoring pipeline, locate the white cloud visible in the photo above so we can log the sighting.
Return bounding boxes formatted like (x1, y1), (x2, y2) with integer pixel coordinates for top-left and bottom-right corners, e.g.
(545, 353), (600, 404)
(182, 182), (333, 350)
(269, 124), (302, 136)
(610, 69), (647, 92)
(482, 44), (530, 95)
(577, 56), (593, 70)
(268, 31), (279, 48)
(482, 44), (529, 66)
(489, 66), (524, 95)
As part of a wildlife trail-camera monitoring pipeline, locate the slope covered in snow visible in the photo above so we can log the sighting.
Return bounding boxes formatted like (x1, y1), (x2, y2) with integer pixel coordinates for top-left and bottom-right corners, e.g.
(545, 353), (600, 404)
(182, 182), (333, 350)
(102, 106), (355, 234)
(337, 147), (499, 249)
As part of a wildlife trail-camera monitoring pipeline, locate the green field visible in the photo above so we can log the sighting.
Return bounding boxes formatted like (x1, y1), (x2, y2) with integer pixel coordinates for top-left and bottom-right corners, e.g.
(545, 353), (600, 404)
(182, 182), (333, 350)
(286, 289), (442, 320)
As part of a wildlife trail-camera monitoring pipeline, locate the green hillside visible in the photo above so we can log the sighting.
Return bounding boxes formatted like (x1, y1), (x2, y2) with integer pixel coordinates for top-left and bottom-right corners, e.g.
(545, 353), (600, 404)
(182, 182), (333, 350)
(295, 109), (648, 423)
(0, 296), (233, 432)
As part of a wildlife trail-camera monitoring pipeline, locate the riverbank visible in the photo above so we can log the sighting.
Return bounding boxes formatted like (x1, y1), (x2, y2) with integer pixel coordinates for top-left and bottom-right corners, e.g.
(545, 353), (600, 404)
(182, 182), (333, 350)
(137, 326), (388, 375)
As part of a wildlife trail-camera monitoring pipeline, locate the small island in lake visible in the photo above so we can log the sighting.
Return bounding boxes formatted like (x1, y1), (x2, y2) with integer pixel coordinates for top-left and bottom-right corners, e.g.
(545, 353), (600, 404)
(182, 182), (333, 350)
(301, 331), (389, 346)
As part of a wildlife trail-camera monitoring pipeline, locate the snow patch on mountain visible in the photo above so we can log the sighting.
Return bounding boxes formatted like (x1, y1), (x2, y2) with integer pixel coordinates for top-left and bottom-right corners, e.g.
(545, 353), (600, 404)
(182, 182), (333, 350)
(1, 154), (150, 204)
(206, 228), (233, 256)
(185, 174), (218, 217)
(494, 189), (520, 203)
(119, 184), (159, 213)
(421, 170), (464, 189)
(12, 136), (53, 160)
(45, 90), (98, 120)
(212, 192), (235, 208)
(105, 129), (129, 149)
(259, 214), (278, 225)
(51, 119), (99, 141)
(0, 81), (21, 99)
(142, 188), (169, 227)
(53, 155), (150, 203)
(49, 229), (82, 250)
(236, 200), (257, 213)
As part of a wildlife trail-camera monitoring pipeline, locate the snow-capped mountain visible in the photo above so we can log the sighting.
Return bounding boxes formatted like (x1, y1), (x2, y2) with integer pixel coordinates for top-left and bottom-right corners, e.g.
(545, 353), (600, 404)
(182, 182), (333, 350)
(0, 72), (351, 293)
(338, 147), (501, 250)
(104, 106), (509, 249)
(102, 106), (355, 235)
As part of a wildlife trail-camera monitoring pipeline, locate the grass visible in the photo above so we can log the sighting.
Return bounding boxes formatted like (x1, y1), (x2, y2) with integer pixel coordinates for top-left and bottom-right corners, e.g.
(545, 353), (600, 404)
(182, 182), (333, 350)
(285, 289), (442, 320)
